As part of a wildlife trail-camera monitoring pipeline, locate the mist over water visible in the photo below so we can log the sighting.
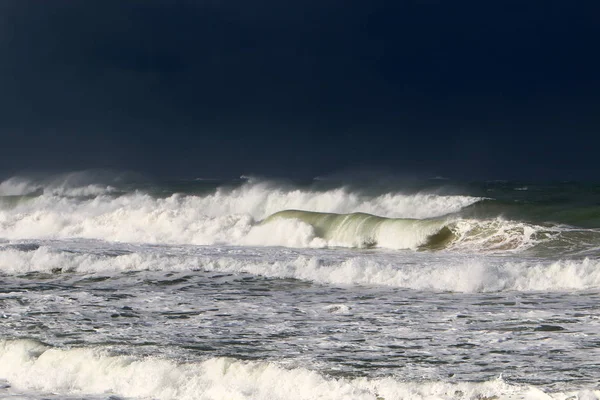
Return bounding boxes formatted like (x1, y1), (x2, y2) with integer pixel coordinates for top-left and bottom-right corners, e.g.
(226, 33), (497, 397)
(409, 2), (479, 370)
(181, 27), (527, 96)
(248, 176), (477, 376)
(1, 171), (600, 399)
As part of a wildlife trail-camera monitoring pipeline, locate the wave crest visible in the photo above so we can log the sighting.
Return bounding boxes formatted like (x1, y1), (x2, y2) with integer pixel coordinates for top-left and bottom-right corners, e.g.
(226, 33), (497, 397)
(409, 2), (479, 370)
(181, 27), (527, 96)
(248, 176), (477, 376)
(263, 210), (447, 249)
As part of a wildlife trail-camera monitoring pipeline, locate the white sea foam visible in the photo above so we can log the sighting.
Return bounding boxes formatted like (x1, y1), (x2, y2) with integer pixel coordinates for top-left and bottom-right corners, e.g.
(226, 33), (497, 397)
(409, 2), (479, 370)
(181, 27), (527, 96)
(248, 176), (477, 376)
(2, 246), (600, 293)
(448, 218), (560, 253)
(0, 339), (595, 400)
(197, 254), (600, 292)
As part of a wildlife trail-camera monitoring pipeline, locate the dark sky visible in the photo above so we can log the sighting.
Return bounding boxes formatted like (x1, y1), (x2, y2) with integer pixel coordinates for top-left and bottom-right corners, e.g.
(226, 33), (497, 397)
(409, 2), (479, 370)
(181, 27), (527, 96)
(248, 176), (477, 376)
(1, 0), (599, 180)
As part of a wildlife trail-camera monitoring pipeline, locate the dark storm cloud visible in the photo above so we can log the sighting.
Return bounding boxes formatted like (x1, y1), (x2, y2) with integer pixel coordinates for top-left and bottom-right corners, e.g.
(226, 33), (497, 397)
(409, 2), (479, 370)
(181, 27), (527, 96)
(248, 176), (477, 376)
(1, 1), (599, 179)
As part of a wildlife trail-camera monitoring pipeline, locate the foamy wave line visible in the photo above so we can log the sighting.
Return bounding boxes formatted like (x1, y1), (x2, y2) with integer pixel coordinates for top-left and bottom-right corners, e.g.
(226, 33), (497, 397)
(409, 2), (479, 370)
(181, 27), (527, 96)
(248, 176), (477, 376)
(2, 246), (600, 292)
(201, 255), (600, 292)
(0, 339), (595, 400)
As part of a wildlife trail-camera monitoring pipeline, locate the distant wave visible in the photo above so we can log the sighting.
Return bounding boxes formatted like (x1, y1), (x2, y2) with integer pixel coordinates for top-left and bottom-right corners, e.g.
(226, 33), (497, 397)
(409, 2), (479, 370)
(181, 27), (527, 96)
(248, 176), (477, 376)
(1, 339), (596, 399)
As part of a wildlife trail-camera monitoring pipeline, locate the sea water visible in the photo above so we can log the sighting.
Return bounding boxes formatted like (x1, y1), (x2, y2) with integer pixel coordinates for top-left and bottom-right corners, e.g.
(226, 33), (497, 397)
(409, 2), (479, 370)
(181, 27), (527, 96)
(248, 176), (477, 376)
(0, 172), (599, 399)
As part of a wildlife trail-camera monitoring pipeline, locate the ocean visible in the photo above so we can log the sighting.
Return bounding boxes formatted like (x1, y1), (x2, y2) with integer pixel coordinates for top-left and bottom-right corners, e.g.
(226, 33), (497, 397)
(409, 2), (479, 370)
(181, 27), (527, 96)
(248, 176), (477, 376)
(0, 172), (599, 400)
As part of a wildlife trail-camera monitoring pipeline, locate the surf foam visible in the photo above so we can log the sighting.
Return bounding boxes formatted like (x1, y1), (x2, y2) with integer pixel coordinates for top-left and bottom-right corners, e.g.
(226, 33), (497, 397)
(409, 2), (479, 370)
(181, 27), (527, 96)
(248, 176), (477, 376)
(0, 339), (595, 400)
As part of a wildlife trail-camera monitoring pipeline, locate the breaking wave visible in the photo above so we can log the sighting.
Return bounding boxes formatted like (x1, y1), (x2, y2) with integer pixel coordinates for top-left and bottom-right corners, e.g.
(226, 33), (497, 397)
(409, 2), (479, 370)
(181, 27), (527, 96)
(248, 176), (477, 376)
(0, 339), (596, 400)
(263, 210), (449, 249)
(1, 174), (599, 254)
(0, 176), (486, 250)
(0, 192), (594, 252)
(263, 210), (599, 252)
